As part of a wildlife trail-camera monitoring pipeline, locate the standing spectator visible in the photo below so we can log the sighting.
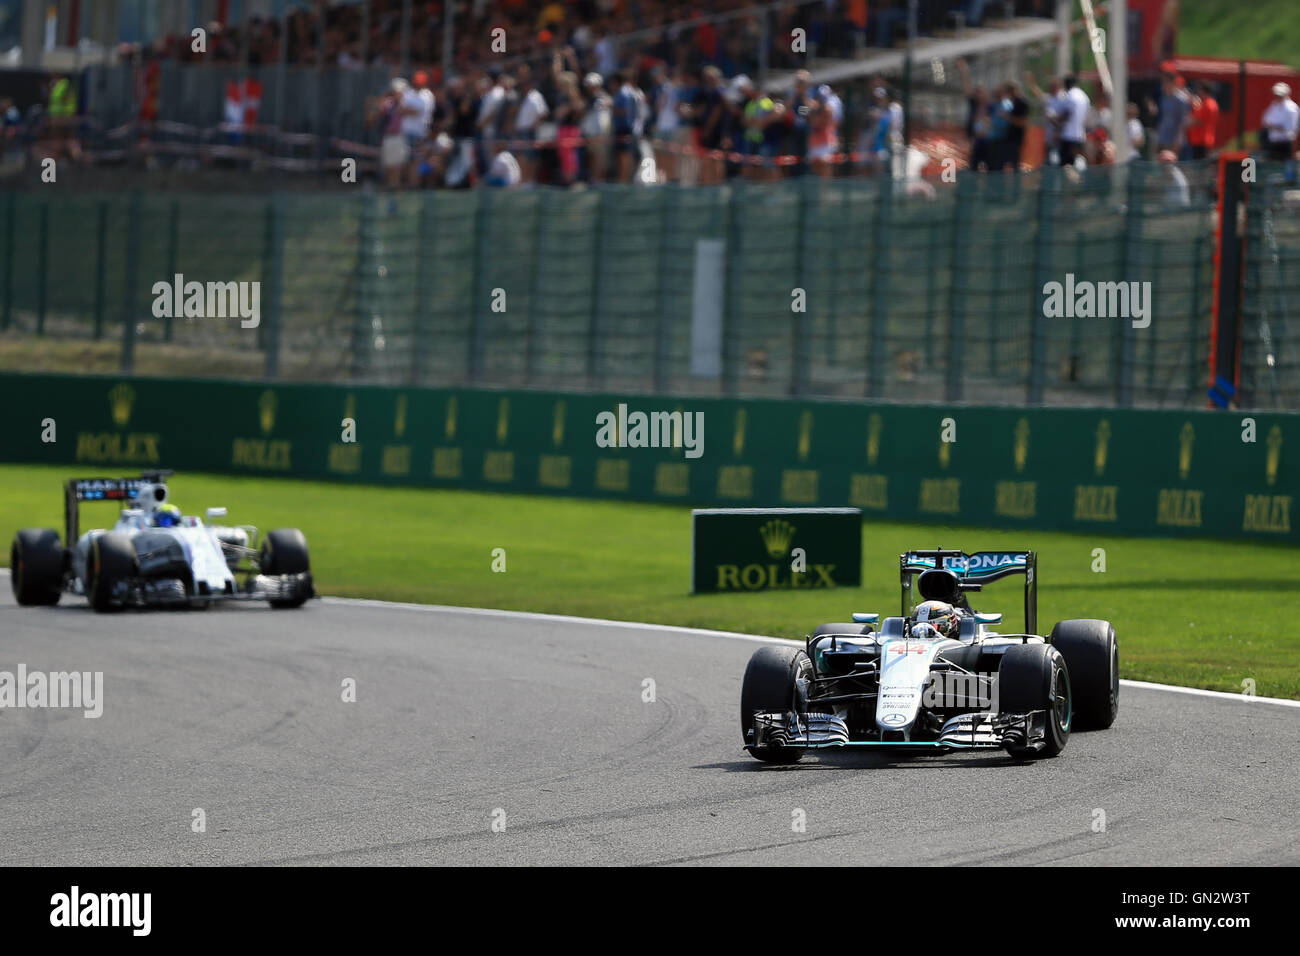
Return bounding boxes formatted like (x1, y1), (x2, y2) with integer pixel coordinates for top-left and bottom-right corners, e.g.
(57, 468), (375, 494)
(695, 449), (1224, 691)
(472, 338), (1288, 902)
(1126, 102), (1146, 161)
(1185, 82), (1218, 160)
(402, 71), (434, 186)
(958, 60), (993, 170)
(1261, 82), (1298, 162)
(476, 69), (512, 175)
(650, 64), (682, 181)
(1000, 81), (1029, 171)
(446, 75), (480, 188)
(1158, 150), (1190, 207)
(694, 66), (726, 184)
(1150, 68), (1190, 154)
(509, 64), (549, 184)
(370, 78), (411, 189)
(611, 70), (647, 183)
(786, 70), (814, 175)
(552, 71), (585, 186)
(807, 83), (842, 179)
(1059, 75), (1090, 168)
(581, 72), (613, 183)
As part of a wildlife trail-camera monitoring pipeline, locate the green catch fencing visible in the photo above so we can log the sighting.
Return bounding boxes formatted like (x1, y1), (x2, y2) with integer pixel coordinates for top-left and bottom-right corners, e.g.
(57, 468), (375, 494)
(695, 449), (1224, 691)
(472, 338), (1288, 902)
(0, 373), (1294, 543)
(0, 160), (1295, 410)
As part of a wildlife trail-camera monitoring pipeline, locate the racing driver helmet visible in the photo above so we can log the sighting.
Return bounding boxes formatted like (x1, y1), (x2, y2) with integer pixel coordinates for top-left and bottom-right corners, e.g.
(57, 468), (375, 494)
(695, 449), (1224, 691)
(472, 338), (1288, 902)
(155, 503), (182, 528)
(912, 600), (959, 637)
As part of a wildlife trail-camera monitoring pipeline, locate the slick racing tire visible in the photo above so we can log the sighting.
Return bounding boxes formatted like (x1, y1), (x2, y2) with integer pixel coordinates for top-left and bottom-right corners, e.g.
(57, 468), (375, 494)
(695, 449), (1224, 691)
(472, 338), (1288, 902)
(88, 533), (137, 613)
(1050, 619), (1118, 730)
(741, 645), (812, 764)
(11, 529), (65, 606)
(260, 528), (312, 609)
(998, 643), (1070, 759)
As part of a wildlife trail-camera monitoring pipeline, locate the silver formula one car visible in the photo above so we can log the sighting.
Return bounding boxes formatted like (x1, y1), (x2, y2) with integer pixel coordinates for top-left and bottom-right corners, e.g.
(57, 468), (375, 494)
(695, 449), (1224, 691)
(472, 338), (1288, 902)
(10, 471), (314, 612)
(741, 549), (1118, 762)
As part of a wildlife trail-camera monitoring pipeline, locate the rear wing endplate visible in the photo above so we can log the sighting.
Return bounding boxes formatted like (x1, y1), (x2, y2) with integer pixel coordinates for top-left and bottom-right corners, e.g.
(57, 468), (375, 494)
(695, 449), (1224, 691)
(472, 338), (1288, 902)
(63, 472), (172, 543)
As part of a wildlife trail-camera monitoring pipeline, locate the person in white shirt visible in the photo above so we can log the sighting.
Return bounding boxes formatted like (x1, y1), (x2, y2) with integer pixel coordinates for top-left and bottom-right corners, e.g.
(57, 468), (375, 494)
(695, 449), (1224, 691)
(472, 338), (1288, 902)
(1126, 102), (1146, 161)
(1262, 82), (1299, 161)
(509, 64), (549, 184)
(1060, 75), (1090, 168)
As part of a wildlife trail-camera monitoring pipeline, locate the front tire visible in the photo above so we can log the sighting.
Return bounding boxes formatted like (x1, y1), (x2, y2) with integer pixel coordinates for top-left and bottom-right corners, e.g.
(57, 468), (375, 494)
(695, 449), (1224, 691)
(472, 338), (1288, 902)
(1050, 619), (1118, 730)
(260, 528), (312, 609)
(998, 643), (1070, 759)
(11, 529), (65, 606)
(740, 645), (811, 764)
(87, 533), (137, 613)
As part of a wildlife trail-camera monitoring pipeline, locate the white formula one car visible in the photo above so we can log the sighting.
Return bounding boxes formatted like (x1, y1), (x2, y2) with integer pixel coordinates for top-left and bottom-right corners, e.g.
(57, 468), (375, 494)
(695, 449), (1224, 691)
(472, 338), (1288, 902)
(10, 471), (314, 612)
(741, 549), (1119, 762)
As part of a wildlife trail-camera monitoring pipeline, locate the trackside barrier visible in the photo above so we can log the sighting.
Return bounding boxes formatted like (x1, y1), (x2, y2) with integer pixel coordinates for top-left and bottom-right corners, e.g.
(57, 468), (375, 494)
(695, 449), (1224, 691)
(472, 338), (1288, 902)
(0, 374), (1294, 543)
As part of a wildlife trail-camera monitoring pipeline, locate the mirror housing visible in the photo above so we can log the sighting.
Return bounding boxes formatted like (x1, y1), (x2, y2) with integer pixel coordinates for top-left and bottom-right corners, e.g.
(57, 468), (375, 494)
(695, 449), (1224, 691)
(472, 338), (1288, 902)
(206, 507), (228, 521)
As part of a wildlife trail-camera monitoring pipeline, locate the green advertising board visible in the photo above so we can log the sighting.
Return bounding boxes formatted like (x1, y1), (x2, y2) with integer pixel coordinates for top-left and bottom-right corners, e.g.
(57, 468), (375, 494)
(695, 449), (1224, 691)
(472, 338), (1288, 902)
(691, 508), (863, 594)
(0, 372), (1293, 544)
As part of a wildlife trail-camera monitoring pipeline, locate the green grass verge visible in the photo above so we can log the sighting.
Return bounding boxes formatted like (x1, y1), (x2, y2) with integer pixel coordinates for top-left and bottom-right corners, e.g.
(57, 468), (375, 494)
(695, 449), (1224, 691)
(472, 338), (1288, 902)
(1179, 0), (1300, 71)
(1, 464), (1296, 698)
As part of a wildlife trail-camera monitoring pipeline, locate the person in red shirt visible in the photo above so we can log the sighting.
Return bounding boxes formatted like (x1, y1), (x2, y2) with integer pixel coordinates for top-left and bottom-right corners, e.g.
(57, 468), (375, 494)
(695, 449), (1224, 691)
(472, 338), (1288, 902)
(1185, 81), (1219, 160)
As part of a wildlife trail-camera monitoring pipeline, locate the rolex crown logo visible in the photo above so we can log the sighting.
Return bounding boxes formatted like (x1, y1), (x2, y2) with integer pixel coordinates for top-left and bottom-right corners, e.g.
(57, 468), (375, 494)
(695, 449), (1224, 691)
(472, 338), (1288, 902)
(1178, 422), (1195, 480)
(109, 383), (134, 427)
(1266, 426), (1282, 487)
(258, 390), (277, 435)
(1094, 419), (1111, 476)
(758, 519), (796, 559)
(1014, 417), (1030, 473)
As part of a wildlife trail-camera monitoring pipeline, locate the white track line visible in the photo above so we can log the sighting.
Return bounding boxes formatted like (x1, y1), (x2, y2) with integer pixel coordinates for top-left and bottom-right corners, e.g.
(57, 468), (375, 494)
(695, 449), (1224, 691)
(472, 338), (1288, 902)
(318, 595), (1300, 710)
(2, 569), (1292, 708)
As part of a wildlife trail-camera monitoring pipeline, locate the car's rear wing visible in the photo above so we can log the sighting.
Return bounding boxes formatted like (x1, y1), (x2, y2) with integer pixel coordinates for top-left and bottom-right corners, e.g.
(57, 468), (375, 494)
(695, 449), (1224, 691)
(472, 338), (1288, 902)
(64, 471), (173, 544)
(899, 549), (1037, 634)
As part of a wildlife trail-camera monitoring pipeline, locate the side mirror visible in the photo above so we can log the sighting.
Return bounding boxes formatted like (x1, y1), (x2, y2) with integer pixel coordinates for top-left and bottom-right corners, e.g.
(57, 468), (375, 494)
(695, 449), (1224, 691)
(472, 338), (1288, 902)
(974, 612), (1003, 625)
(206, 507), (228, 521)
(851, 612), (879, 624)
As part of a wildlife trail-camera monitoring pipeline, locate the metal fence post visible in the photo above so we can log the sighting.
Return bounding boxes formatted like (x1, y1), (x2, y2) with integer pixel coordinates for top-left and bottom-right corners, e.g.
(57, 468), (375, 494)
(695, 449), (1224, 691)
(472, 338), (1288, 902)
(525, 190), (546, 386)
(352, 191), (378, 381)
(653, 186), (675, 392)
(0, 192), (13, 331)
(411, 191), (435, 386)
(722, 184), (738, 395)
(586, 189), (606, 389)
(93, 199), (107, 340)
(35, 200), (48, 336)
(867, 174), (893, 398)
(791, 177), (812, 395)
(1188, 234), (1204, 401)
(1115, 165), (1143, 407)
(1027, 169), (1058, 404)
(120, 191), (142, 374)
(468, 190), (489, 385)
(164, 198), (179, 342)
(263, 193), (285, 380)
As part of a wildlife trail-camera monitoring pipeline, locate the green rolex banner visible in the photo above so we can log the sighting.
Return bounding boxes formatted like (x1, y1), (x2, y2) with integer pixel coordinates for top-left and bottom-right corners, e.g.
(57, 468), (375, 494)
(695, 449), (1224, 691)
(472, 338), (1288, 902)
(691, 508), (863, 594)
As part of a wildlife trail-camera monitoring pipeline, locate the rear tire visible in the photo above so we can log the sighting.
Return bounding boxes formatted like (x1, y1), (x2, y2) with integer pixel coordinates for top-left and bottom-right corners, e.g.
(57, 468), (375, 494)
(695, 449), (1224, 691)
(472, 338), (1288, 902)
(11, 529), (65, 606)
(88, 533), (136, 613)
(741, 645), (812, 764)
(1050, 619), (1118, 730)
(998, 643), (1070, 759)
(260, 528), (312, 609)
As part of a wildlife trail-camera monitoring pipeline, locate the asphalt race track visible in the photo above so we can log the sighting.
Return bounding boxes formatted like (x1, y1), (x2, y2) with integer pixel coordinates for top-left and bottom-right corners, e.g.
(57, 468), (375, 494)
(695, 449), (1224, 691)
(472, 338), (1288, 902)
(3, 581), (1298, 866)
